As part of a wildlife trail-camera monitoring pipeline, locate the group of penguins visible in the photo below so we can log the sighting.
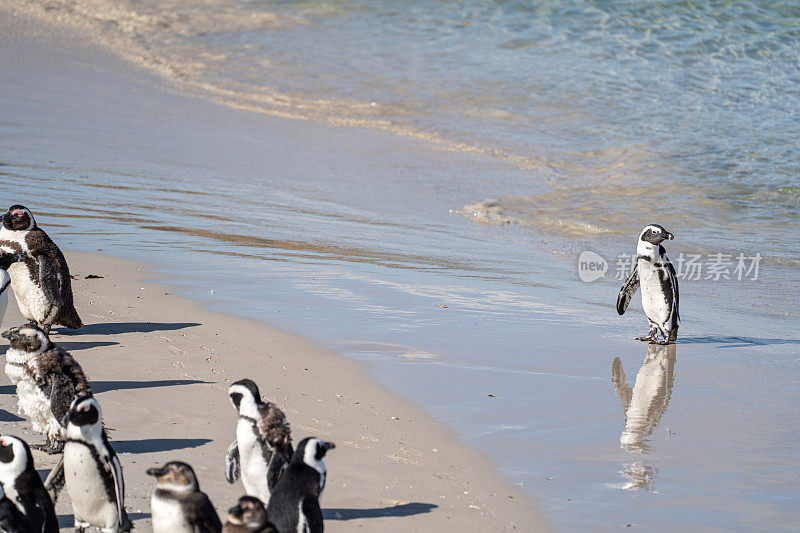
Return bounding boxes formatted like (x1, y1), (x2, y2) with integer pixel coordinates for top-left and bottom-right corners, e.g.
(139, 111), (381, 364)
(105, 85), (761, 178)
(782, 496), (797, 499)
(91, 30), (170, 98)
(0, 205), (336, 532)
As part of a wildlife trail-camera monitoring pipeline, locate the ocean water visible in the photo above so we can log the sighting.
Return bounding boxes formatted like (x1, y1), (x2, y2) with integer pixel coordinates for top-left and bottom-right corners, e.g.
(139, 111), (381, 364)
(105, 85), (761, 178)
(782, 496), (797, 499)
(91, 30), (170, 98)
(3, 0), (800, 530)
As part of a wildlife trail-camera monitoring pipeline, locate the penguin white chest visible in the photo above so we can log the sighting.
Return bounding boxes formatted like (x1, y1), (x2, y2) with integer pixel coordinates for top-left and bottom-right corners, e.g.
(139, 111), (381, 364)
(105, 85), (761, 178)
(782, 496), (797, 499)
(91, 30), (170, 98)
(237, 420), (270, 502)
(4, 347), (30, 385)
(7, 261), (50, 322)
(151, 495), (193, 533)
(64, 442), (118, 528)
(638, 260), (670, 325)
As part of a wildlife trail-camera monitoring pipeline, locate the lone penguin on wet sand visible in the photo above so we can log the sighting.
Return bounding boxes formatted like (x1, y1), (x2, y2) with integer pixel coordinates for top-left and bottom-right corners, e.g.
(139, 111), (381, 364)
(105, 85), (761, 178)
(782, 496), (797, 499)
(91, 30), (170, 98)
(1, 324), (92, 454)
(223, 496), (277, 533)
(148, 461), (222, 533)
(0, 205), (82, 333)
(225, 379), (293, 505)
(63, 395), (133, 532)
(0, 435), (59, 533)
(617, 224), (680, 344)
(267, 437), (334, 533)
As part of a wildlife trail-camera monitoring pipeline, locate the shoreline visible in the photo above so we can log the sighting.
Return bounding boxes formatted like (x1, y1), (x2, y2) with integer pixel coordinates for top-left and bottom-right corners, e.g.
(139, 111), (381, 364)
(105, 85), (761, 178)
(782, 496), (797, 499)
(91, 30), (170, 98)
(0, 250), (550, 530)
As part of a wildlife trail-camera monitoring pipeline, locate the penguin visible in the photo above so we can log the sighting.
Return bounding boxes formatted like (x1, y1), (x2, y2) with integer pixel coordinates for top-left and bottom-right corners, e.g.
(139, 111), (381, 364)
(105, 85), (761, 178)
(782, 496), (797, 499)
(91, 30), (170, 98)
(0, 435), (59, 533)
(1, 324), (92, 453)
(0, 481), (32, 532)
(63, 395), (133, 532)
(611, 343), (677, 453)
(225, 379), (293, 505)
(267, 437), (335, 533)
(223, 496), (277, 533)
(617, 224), (680, 344)
(147, 461), (222, 533)
(0, 205), (82, 333)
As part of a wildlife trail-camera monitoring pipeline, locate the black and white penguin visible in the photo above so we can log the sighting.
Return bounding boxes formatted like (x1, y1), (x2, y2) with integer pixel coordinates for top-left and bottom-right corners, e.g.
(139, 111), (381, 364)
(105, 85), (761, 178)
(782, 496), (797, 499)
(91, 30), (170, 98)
(225, 379), (293, 505)
(617, 224), (680, 344)
(147, 461), (222, 533)
(0, 435), (59, 533)
(0, 205), (82, 333)
(0, 481), (32, 532)
(63, 395), (133, 532)
(223, 496), (277, 533)
(267, 437), (335, 533)
(1, 324), (92, 453)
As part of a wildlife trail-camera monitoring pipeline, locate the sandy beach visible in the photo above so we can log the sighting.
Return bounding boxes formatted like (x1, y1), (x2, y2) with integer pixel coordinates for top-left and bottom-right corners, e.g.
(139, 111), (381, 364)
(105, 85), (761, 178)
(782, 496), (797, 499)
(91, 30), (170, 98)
(0, 251), (549, 531)
(2, 1), (800, 531)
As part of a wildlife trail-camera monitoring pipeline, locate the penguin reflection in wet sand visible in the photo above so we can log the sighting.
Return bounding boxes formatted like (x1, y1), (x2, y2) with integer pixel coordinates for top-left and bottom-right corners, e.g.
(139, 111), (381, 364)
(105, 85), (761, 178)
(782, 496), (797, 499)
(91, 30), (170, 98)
(0, 435), (59, 533)
(148, 461), (222, 533)
(64, 395), (133, 532)
(0, 205), (82, 333)
(1, 324), (92, 453)
(267, 437), (335, 533)
(617, 224), (680, 344)
(612, 343), (677, 453)
(226, 379), (293, 505)
(223, 496), (277, 533)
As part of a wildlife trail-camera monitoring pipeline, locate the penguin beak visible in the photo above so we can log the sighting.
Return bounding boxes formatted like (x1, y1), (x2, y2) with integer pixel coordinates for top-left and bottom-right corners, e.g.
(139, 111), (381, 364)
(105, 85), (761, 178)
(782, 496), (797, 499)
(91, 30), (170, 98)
(666, 232), (674, 240)
(323, 442), (335, 451)
(147, 466), (168, 477)
(1, 329), (17, 341)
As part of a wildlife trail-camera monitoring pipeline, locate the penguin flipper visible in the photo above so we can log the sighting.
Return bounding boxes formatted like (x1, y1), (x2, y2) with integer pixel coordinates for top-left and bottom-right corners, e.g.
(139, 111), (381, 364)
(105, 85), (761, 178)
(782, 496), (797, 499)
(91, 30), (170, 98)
(225, 440), (240, 483)
(266, 445), (291, 492)
(301, 495), (324, 533)
(191, 493), (223, 533)
(38, 255), (64, 308)
(110, 453), (133, 531)
(44, 456), (65, 503)
(611, 357), (633, 411)
(616, 266), (639, 315)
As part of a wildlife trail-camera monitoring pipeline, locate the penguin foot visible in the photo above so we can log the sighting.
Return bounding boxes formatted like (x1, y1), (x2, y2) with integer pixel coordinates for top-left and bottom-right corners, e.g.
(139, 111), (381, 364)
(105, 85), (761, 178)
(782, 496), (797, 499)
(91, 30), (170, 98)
(32, 441), (64, 455)
(635, 335), (656, 342)
(74, 520), (90, 532)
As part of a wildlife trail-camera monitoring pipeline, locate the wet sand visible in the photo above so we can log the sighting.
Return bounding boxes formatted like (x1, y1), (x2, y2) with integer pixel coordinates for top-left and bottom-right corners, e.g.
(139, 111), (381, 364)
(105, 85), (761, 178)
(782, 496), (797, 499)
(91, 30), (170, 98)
(0, 251), (550, 531)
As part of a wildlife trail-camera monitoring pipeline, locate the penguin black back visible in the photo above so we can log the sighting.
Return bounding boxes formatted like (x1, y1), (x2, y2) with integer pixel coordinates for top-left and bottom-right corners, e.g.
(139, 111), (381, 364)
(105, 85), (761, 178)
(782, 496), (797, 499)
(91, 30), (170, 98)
(267, 438), (334, 533)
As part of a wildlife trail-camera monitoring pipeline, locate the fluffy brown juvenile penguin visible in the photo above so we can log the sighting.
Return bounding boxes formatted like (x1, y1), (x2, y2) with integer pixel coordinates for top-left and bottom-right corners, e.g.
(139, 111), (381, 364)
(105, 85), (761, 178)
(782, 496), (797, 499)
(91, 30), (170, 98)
(223, 496), (277, 533)
(0, 205), (82, 332)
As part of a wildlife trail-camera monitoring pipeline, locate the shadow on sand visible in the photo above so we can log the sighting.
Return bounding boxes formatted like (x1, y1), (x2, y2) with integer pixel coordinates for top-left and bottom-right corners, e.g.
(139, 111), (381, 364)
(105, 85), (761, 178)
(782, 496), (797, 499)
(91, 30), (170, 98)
(115, 438), (212, 454)
(91, 379), (207, 394)
(323, 503), (437, 521)
(0, 408), (24, 422)
(56, 322), (200, 335)
(680, 335), (800, 348)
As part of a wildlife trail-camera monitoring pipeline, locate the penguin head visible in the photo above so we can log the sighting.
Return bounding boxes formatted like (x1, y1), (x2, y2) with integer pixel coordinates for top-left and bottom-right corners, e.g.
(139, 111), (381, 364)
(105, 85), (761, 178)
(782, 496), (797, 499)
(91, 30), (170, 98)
(1, 324), (52, 355)
(147, 461), (199, 493)
(229, 379), (261, 416)
(0, 436), (33, 483)
(295, 437), (335, 467)
(227, 496), (269, 528)
(639, 225), (674, 246)
(2, 205), (35, 231)
(64, 395), (102, 437)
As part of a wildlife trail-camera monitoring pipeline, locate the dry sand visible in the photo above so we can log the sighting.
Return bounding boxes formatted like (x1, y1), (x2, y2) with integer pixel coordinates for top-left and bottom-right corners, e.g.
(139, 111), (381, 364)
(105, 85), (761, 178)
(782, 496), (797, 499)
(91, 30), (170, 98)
(0, 251), (550, 531)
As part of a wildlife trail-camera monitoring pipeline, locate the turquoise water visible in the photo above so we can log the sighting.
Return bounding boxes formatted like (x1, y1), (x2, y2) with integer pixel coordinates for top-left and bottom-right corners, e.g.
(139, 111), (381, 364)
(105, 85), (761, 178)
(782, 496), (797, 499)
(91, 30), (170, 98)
(3, 0), (800, 530)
